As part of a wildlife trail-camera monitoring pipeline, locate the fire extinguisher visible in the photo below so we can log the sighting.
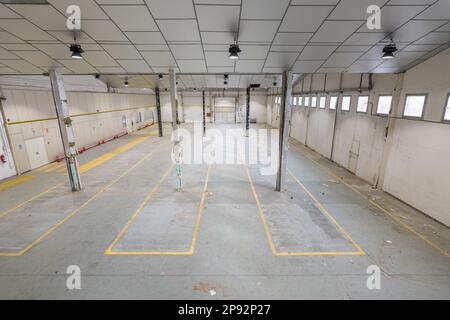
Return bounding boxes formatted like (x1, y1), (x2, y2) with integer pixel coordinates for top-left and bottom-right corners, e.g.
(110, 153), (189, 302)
(0, 154), (6, 163)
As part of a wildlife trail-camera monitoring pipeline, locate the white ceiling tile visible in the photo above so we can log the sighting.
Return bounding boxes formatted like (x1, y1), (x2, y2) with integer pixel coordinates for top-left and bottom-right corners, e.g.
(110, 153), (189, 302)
(265, 52), (298, 68)
(102, 5), (158, 31)
(416, 0), (450, 20)
(193, 0), (240, 4)
(328, 0), (389, 20)
(292, 60), (323, 73)
(1, 44), (35, 51)
(205, 51), (234, 66)
(298, 46), (337, 60)
(207, 66), (234, 73)
(47, 0), (108, 19)
(203, 44), (229, 51)
(48, 31), (96, 44)
(145, 0), (195, 18)
(241, 0), (290, 19)
(12, 51), (60, 67)
(322, 52), (362, 67)
(158, 20), (200, 41)
(0, 32), (24, 44)
(6, 4), (67, 31)
(378, 51), (426, 68)
(178, 60), (207, 72)
(0, 19), (55, 41)
(34, 44), (70, 60)
(136, 44), (169, 51)
(82, 20), (128, 41)
(280, 6), (334, 32)
(343, 33), (387, 45)
(125, 32), (166, 44)
(358, 6), (426, 33)
(273, 33), (312, 45)
(336, 45), (372, 52)
(0, 47), (18, 59)
(310, 21), (363, 43)
(0, 4), (21, 18)
(117, 59), (152, 72)
(403, 44), (440, 51)
(316, 67), (346, 73)
(141, 51), (176, 66)
(0, 60), (43, 73)
(392, 20), (447, 43)
(201, 32), (233, 44)
(271, 45), (304, 52)
(170, 44), (204, 59)
(239, 21), (280, 42)
(0, 67), (18, 73)
(235, 60), (265, 73)
(58, 60), (98, 73)
(96, 67), (126, 73)
(414, 32), (450, 45)
(196, 5), (240, 32)
(238, 45), (270, 59)
(102, 44), (142, 59)
(346, 60), (382, 73)
(83, 51), (119, 67)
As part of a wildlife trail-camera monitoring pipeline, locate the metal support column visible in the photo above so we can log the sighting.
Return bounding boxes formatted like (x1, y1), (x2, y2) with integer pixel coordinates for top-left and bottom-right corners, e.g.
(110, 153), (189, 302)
(169, 69), (182, 191)
(275, 70), (293, 192)
(49, 69), (81, 191)
(202, 90), (206, 136)
(155, 87), (163, 137)
(245, 87), (250, 136)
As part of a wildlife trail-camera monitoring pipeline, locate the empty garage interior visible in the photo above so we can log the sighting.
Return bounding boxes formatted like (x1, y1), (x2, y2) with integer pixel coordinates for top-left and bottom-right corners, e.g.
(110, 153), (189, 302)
(0, 0), (449, 300)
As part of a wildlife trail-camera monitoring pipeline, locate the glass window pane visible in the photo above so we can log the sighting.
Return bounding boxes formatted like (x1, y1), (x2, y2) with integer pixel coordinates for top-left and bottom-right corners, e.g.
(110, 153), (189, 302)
(311, 96), (317, 108)
(330, 96), (338, 110)
(319, 97), (326, 109)
(342, 96), (351, 111)
(377, 96), (392, 115)
(299, 96), (303, 106)
(404, 95), (426, 117)
(304, 96), (310, 107)
(445, 96), (450, 121)
(357, 96), (369, 113)
(293, 96), (298, 106)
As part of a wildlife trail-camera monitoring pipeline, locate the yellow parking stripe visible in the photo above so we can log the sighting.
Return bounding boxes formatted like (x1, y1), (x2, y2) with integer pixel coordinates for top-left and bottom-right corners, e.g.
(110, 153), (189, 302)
(105, 162), (213, 256)
(35, 162), (59, 172)
(0, 141), (167, 256)
(0, 174), (35, 192)
(44, 163), (64, 173)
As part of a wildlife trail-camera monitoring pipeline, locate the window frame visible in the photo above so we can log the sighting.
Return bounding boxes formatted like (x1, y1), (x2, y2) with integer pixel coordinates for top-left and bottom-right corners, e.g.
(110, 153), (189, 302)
(376, 95), (393, 116)
(341, 95), (352, 112)
(293, 96), (298, 106)
(329, 96), (338, 110)
(356, 95), (369, 113)
(304, 96), (310, 107)
(298, 96), (303, 107)
(443, 93), (450, 123)
(403, 94), (428, 119)
(319, 96), (326, 109)
(311, 96), (317, 108)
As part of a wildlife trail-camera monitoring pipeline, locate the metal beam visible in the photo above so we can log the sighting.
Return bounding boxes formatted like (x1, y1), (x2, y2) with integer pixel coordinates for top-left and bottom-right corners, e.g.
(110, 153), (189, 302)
(169, 68), (182, 191)
(49, 69), (82, 192)
(275, 70), (293, 192)
(155, 87), (163, 137)
(169, 69), (178, 131)
(202, 90), (206, 136)
(245, 87), (250, 136)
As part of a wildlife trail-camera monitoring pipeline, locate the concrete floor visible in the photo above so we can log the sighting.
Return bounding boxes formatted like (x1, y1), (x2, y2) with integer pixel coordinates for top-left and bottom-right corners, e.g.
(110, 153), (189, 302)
(0, 124), (449, 299)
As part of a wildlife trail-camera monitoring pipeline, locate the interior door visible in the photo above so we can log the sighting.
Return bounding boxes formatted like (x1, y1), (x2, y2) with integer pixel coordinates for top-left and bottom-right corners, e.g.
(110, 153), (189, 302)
(0, 111), (17, 180)
(214, 97), (236, 124)
(25, 137), (49, 170)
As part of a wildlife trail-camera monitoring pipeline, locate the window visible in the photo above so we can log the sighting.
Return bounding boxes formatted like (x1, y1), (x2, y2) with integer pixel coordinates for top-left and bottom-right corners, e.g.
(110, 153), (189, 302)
(444, 95), (450, 121)
(404, 95), (426, 118)
(275, 96), (281, 104)
(304, 96), (310, 107)
(377, 95), (392, 115)
(311, 96), (317, 108)
(293, 96), (298, 106)
(330, 96), (338, 110)
(341, 96), (351, 111)
(136, 112), (142, 123)
(357, 96), (369, 113)
(319, 96), (326, 109)
(298, 96), (303, 106)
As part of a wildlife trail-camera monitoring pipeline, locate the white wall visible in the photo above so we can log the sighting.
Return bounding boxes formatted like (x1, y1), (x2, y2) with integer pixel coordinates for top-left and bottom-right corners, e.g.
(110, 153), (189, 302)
(1, 89), (155, 174)
(286, 48), (450, 226)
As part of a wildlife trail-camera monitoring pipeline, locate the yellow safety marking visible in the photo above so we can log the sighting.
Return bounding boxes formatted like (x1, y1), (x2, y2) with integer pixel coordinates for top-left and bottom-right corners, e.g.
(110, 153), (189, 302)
(244, 163), (365, 256)
(105, 162), (213, 256)
(0, 174), (35, 192)
(296, 147), (450, 259)
(35, 162), (59, 172)
(44, 163), (65, 173)
(0, 141), (167, 257)
(288, 169), (365, 255)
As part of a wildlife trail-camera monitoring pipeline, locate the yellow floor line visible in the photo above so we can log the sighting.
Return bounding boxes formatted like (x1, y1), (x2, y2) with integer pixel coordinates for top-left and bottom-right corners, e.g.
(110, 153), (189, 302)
(105, 162), (213, 256)
(244, 164), (365, 257)
(0, 174), (35, 192)
(44, 163), (65, 173)
(287, 169), (365, 255)
(0, 141), (167, 257)
(35, 162), (59, 172)
(300, 150), (450, 259)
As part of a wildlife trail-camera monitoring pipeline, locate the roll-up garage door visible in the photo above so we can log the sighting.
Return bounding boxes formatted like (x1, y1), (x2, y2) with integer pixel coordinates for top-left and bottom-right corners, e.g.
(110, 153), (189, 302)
(214, 97), (236, 124)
